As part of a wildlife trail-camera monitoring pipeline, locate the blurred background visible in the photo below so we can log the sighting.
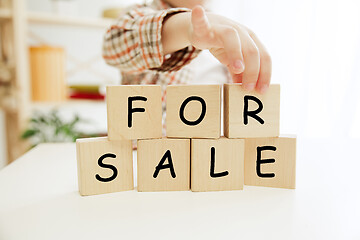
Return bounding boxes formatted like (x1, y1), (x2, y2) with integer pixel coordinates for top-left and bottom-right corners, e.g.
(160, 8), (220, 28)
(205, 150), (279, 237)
(0, 0), (359, 168)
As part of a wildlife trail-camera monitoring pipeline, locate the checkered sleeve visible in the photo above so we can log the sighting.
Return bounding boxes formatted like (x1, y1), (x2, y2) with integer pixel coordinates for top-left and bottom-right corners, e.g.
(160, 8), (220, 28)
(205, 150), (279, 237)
(102, 5), (201, 74)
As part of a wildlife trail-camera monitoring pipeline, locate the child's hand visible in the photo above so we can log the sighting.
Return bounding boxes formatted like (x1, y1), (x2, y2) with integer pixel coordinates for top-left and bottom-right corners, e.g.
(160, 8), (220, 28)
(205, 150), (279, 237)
(189, 6), (271, 93)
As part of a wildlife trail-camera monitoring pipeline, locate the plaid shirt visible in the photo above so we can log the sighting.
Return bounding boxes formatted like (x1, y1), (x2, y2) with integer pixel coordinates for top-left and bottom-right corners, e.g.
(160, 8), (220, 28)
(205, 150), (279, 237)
(103, 0), (202, 95)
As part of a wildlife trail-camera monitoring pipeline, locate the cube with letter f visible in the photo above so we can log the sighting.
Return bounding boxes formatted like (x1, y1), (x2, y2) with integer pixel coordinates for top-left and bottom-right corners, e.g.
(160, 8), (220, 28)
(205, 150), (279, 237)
(106, 85), (162, 140)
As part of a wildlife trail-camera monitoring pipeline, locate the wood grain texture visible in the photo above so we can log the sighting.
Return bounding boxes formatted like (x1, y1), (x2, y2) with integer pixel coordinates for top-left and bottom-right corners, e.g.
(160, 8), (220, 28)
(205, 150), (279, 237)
(106, 85), (162, 140)
(166, 84), (221, 139)
(191, 137), (244, 192)
(2, 0), (31, 163)
(137, 138), (190, 192)
(224, 84), (280, 138)
(244, 135), (296, 189)
(76, 137), (133, 196)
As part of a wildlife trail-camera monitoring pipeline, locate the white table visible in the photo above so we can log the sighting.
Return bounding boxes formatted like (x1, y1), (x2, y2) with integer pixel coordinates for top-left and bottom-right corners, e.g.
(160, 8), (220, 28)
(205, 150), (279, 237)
(0, 138), (359, 239)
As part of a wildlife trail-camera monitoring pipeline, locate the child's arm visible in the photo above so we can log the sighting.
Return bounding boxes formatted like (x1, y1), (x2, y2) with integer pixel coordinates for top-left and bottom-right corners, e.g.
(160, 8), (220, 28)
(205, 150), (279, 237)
(103, 5), (271, 93)
(162, 6), (271, 93)
(103, 5), (201, 74)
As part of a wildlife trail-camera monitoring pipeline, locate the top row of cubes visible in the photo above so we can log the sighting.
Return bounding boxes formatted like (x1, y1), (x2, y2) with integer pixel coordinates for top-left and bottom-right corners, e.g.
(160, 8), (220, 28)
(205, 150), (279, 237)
(106, 84), (280, 140)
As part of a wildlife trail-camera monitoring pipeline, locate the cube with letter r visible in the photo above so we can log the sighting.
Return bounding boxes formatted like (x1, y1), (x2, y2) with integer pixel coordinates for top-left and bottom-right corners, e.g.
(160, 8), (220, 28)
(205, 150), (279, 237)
(224, 84), (280, 138)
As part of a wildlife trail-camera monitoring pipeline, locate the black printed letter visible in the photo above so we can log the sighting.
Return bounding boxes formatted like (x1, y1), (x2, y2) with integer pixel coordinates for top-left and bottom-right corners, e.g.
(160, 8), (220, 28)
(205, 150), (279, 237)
(179, 96), (206, 126)
(210, 147), (229, 178)
(128, 96), (147, 128)
(256, 146), (276, 178)
(95, 153), (118, 182)
(153, 150), (176, 178)
(243, 95), (264, 125)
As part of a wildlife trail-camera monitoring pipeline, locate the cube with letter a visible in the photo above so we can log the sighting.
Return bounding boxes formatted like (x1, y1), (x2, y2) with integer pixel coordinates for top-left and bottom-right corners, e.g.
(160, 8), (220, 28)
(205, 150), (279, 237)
(137, 138), (190, 192)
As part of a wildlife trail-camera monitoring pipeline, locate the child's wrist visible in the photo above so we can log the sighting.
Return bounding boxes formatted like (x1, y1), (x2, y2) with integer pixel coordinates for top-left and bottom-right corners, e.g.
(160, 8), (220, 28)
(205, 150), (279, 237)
(162, 12), (192, 54)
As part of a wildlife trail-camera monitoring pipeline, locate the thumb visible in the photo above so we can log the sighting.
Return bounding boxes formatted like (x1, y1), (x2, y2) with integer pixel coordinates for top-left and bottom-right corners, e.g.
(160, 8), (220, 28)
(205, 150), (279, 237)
(191, 5), (212, 37)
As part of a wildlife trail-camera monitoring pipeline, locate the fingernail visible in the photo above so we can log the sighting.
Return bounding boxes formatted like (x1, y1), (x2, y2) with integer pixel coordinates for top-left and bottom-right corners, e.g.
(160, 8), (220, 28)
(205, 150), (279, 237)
(243, 83), (256, 91)
(258, 84), (269, 94)
(233, 60), (245, 72)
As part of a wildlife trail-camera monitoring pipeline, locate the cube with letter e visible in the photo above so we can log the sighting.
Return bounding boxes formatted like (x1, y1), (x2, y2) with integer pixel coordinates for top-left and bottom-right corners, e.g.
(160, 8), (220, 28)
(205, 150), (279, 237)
(244, 135), (296, 189)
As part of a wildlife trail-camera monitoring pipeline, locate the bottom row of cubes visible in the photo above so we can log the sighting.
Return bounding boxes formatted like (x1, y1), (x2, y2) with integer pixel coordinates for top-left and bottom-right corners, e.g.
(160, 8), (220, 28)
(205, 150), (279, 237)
(76, 136), (296, 196)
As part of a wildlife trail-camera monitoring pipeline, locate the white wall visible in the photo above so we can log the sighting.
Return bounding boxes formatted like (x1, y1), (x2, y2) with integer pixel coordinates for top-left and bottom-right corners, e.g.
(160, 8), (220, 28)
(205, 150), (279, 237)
(213, 0), (360, 139)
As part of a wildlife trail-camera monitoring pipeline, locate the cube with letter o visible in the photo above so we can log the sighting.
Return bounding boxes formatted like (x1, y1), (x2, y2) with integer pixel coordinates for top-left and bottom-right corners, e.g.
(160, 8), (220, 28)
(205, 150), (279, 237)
(166, 85), (221, 139)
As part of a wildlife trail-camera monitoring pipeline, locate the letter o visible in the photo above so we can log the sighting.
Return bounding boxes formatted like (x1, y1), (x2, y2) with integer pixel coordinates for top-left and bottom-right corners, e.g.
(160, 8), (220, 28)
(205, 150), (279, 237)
(179, 96), (206, 126)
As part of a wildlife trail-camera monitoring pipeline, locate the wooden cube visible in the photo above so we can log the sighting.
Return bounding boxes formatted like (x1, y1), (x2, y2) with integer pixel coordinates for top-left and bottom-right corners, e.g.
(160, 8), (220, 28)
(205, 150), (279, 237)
(224, 84), (280, 138)
(106, 85), (162, 140)
(76, 137), (133, 196)
(137, 138), (190, 191)
(244, 135), (296, 189)
(166, 85), (221, 139)
(191, 137), (244, 192)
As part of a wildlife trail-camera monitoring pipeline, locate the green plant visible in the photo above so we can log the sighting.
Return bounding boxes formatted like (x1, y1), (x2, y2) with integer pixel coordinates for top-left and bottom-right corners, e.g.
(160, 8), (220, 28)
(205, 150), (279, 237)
(21, 110), (91, 148)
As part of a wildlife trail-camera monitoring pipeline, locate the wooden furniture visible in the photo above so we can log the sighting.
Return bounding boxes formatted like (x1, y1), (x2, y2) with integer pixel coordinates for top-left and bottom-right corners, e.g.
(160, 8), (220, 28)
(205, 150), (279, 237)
(0, 141), (358, 239)
(0, 0), (112, 163)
